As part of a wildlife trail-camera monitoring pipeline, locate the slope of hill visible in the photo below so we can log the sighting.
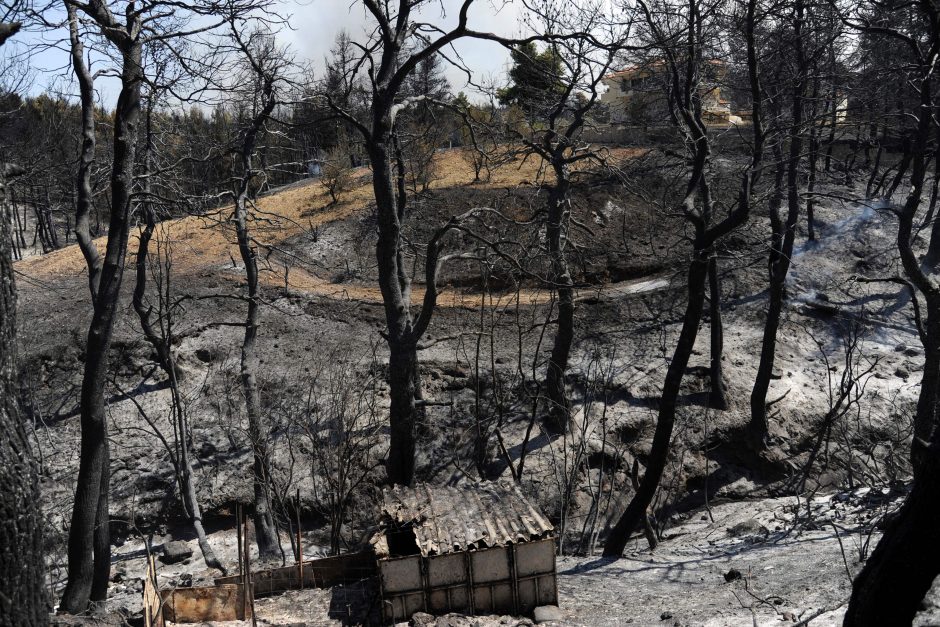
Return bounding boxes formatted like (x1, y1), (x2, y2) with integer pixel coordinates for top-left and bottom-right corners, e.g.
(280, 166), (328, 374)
(15, 149), (921, 623)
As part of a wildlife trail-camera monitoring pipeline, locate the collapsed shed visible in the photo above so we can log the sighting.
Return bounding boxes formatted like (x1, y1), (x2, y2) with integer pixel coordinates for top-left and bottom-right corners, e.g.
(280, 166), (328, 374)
(371, 481), (558, 623)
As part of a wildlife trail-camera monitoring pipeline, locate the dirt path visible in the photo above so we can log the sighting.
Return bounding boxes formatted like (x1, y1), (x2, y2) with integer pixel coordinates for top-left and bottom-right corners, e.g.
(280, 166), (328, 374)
(257, 264), (670, 307)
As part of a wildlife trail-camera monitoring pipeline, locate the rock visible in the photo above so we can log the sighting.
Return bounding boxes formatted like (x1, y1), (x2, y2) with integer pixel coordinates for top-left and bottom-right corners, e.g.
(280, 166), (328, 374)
(896, 367), (910, 379)
(159, 540), (193, 564)
(533, 605), (563, 623)
(726, 520), (769, 538)
(194, 347), (219, 363)
(723, 568), (743, 583)
(443, 365), (468, 378)
(905, 347), (922, 357)
(659, 611), (673, 620)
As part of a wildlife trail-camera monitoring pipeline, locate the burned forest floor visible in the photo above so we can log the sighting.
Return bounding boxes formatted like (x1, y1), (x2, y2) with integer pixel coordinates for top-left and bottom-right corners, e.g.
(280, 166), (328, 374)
(17, 148), (927, 625)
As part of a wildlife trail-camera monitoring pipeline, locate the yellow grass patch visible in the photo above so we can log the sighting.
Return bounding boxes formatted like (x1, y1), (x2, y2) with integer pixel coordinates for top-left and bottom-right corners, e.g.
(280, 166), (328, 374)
(16, 147), (642, 308)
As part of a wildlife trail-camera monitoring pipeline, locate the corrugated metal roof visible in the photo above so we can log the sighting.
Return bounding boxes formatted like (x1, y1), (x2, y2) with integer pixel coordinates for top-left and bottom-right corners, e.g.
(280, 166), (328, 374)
(372, 481), (554, 558)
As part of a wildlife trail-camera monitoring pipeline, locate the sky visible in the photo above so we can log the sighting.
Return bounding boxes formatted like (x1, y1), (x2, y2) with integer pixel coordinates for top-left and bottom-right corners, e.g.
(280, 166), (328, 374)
(277, 0), (528, 95)
(5, 0), (532, 106)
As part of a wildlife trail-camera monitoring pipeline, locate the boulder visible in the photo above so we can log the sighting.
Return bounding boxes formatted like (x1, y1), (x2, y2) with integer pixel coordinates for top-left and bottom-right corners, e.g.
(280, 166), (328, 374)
(533, 606), (564, 623)
(726, 519), (769, 538)
(159, 540), (193, 565)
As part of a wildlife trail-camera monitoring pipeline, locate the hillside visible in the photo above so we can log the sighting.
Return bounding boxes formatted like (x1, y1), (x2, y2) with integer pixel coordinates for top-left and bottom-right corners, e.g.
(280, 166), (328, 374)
(16, 149), (921, 624)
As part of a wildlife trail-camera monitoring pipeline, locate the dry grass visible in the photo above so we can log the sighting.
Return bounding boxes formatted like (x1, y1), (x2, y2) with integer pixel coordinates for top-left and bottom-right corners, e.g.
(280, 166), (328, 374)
(16, 147), (642, 307)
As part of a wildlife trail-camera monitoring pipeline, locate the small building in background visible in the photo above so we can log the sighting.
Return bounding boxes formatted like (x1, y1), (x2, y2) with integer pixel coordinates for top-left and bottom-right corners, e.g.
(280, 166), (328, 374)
(371, 481), (557, 623)
(600, 59), (740, 127)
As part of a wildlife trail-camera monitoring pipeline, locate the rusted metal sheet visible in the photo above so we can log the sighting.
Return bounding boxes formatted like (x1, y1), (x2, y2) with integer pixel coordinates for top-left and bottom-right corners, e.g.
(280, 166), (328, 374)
(160, 584), (251, 623)
(373, 481), (554, 557)
(379, 537), (558, 623)
(214, 550), (375, 596)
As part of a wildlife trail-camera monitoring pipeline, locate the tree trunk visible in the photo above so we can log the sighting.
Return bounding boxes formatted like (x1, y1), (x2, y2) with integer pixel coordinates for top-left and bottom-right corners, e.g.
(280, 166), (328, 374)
(67, 3), (101, 301)
(387, 341), (420, 485)
(923, 201), (940, 271)
(60, 35), (142, 614)
(707, 255), (728, 410)
(1, 158), (47, 626)
(544, 179), (574, 434)
(235, 164), (281, 564)
(911, 308), (940, 471)
(844, 437), (940, 625)
(132, 208), (227, 575)
(806, 73), (820, 242)
(368, 126), (421, 486)
(749, 80), (804, 446)
(238, 235), (281, 561)
(603, 248), (710, 557)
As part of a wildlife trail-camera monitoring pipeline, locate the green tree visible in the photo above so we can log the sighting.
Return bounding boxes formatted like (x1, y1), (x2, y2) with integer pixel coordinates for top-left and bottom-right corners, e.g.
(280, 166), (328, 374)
(497, 42), (564, 115)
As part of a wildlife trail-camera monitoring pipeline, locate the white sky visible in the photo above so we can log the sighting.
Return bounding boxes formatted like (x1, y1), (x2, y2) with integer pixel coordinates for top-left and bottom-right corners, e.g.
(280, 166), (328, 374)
(6, 0), (531, 106)
(278, 0), (528, 94)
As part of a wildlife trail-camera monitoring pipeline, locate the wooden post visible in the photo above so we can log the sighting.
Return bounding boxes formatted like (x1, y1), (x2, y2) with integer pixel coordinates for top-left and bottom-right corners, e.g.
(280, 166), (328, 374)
(296, 489), (303, 590)
(244, 511), (256, 627)
(238, 504), (247, 619)
(236, 503), (244, 580)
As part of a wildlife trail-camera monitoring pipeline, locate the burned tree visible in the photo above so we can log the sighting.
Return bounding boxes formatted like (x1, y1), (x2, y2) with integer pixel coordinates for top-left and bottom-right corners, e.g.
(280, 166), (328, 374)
(131, 80), (228, 575)
(0, 164), (46, 627)
(747, 0), (813, 447)
(840, 0), (940, 475)
(604, 0), (766, 557)
(226, 23), (288, 561)
(500, 3), (628, 434)
(59, 0), (145, 610)
(325, 0), (564, 485)
(60, 0), (274, 611)
(0, 18), (47, 625)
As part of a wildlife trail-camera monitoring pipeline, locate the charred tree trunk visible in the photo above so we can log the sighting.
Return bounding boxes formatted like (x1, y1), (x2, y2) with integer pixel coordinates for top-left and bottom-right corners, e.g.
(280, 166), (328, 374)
(368, 125), (422, 485)
(233, 78), (282, 561)
(707, 255), (728, 410)
(748, 150), (790, 445)
(544, 176), (574, 434)
(605, 0), (765, 556)
(604, 245), (710, 557)
(806, 73), (820, 242)
(844, 433), (940, 624)
(387, 340), (420, 484)
(892, 65), (940, 475)
(749, 9), (807, 446)
(60, 23), (142, 613)
(133, 194), (227, 575)
(68, 4), (101, 301)
(1, 145), (47, 624)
